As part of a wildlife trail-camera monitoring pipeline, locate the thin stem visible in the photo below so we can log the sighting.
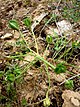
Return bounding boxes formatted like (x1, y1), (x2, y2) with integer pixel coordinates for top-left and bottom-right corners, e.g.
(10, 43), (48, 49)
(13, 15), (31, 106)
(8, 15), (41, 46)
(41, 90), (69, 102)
(15, 57), (38, 80)
(31, 29), (39, 54)
(59, 73), (80, 85)
(19, 30), (28, 46)
(26, 99), (45, 107)
(45, 64), (50, 89)
(6, 52), (56, 80)
(6, 52), (56, 71)
(36, 54), (55, 69)
(39, 16), (53, 37)
(45, 64), (50, 98)
(58, 47), (71, 60)
(53, 39), (72, 59)
(43, 44), (49, 58)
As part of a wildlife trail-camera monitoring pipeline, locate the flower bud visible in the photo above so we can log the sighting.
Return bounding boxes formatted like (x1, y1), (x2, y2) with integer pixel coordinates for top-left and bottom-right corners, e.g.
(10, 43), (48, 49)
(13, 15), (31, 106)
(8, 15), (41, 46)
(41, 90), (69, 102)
(43, 97), (50, 107)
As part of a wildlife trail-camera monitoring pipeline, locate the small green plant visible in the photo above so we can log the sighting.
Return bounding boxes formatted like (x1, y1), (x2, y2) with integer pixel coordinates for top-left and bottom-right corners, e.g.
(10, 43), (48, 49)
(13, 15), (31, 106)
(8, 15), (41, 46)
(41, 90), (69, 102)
(5, 64), (21, 82)
(8, 19), (56, 107)
(1, 64), (22, 103)
(8, 19), (56, 70)
(54, 63), (66, 74)
(1, 1), (79, 106)
(62, 2), (80, 22)
(65, 80), (74, 90)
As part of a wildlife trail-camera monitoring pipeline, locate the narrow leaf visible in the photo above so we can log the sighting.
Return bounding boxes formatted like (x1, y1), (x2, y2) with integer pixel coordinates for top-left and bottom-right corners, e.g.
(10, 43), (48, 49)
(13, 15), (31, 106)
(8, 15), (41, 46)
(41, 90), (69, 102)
(23, 17), (31, 28)
(9, 20), (19, 30)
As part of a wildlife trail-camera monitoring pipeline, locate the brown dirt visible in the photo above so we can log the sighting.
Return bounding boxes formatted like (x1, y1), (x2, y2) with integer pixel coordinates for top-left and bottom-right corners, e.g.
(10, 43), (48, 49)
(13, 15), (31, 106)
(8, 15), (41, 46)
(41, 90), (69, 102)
(0, 0), (80, 107)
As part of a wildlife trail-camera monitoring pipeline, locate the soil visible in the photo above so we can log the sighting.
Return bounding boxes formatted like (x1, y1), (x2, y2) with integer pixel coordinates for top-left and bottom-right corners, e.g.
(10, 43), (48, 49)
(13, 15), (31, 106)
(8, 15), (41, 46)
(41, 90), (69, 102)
(0, 0), (80, 107)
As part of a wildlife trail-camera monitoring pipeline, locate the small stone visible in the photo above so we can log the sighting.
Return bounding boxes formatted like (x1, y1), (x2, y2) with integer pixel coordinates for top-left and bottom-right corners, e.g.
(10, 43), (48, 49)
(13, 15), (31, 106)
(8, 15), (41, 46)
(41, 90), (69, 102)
(62, 90), (80, 107)
(13, 31), (20, 39)
(57, 20), (72, 34)
(71, 97), (80, 107)
(54, 73), (66, 82)
(1, 33), (13, 39)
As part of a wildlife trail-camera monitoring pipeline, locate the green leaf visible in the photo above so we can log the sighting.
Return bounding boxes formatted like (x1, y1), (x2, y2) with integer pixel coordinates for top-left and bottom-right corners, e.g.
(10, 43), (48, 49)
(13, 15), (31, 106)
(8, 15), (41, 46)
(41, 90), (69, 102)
(9, 20), (19, 30)
(0, 71), (4, 78)
(14, 66), (21, 76)
(52, 13), (57, 20)
(54, 46), (60, 51)
(53, 31), (58, 38)
(23, 17), (31, 28)
(6, 74), (15, 82)
(6, 103), (11, 107)
(72, 41), (80, 48)
(54, 63), (66, 74)
(46, 35), (53, 44)
(22, 97), (27, 106)
(65, 80), (74, 90)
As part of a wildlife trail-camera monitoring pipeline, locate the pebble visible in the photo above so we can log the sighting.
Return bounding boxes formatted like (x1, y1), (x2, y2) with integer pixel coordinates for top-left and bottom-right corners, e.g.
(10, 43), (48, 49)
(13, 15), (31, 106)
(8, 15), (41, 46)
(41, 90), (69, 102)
(1, 33), (13, 39)
(71, 97), (80, 107)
